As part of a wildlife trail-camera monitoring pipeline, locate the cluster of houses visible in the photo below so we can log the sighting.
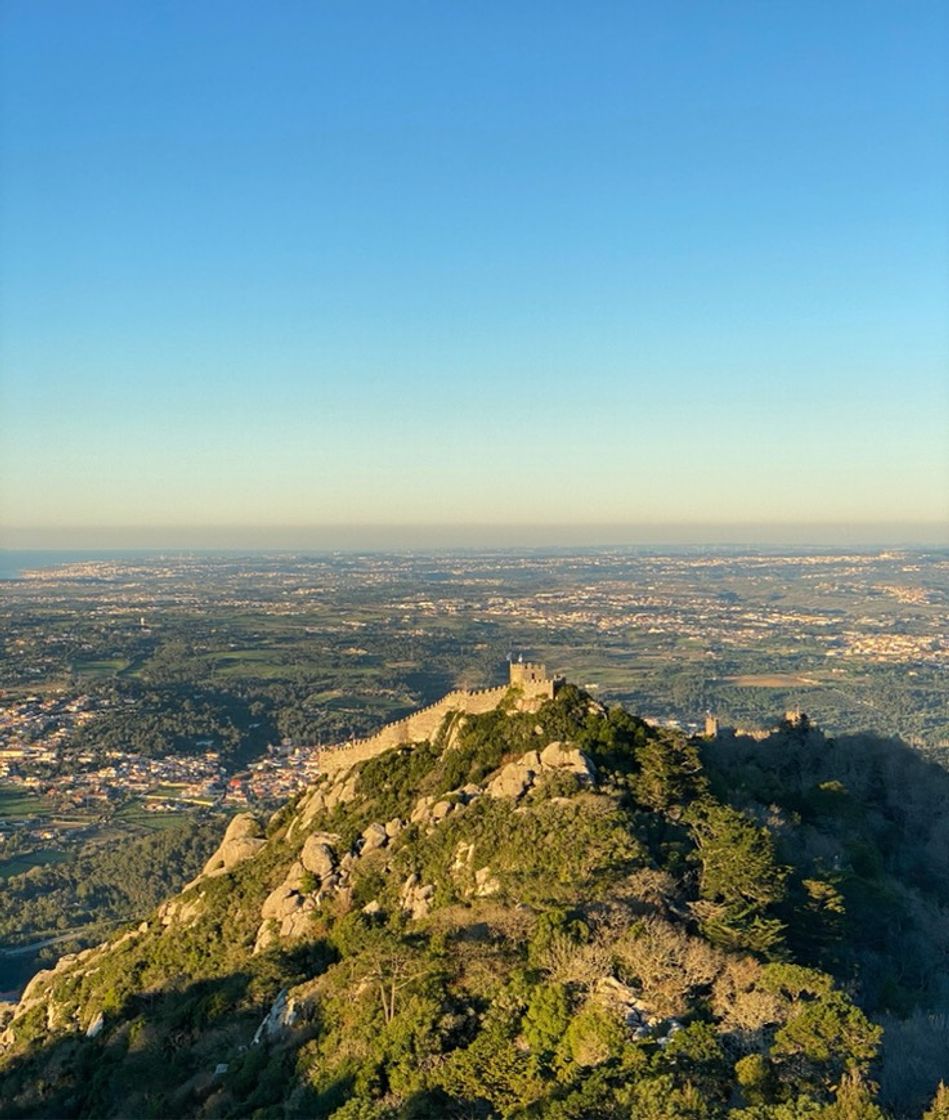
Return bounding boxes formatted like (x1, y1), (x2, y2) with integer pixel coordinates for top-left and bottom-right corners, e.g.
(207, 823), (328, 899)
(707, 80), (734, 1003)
(0, 692), (328, 844)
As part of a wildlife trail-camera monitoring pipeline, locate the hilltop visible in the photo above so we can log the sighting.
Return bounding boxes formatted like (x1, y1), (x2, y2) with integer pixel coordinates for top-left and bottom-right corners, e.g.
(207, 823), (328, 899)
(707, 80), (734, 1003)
(1, 674), (948, 1119)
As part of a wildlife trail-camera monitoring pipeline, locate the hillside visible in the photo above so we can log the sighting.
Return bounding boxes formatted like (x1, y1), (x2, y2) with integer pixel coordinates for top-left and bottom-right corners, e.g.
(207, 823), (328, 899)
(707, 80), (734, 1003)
(1, 681), (947, 1119)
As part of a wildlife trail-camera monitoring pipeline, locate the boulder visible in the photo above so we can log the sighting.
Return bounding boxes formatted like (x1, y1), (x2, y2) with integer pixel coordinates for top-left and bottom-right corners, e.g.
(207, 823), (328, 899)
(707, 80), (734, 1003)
(254, 921), (279, 954)
(204, 836), (267, 876)
(324, 773), (358, 811)
(400, 873), (435, 920)
(445, 716), (467, 748)
(288, 784), (339, 838)
(299, 788), (327, 826)
(384, 817), (403, 838)
(20, 969), (55, 1007)
(252, 987), (299, 1045)
(261, 885), (302, 921)
(158, 893), (204, 928)
(301, 836), (337, 878)
(595, 976), (658, 1030)
(474, 866), (501, 897)
(284, 860), (309, 891)
(279, 910), (312, 939)
(360, 822), (388, 854)
(201, 815), (266, 877)
(223, 813), (264, 842)
(451, 841), (475, 876)
(410, 795), (434, 824)
(487, 759), (536, 800)
(540, 741), (597, 780)
(430, 800), (453, 823)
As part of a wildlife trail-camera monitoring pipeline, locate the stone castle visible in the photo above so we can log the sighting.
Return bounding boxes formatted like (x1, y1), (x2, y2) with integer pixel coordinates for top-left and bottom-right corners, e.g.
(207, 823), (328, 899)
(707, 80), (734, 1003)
(317, 661), (559, 775)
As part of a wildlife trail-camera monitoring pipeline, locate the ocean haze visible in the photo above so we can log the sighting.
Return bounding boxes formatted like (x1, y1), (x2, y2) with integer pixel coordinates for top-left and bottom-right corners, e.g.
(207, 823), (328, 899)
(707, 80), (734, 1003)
(1, 522), (947, 555)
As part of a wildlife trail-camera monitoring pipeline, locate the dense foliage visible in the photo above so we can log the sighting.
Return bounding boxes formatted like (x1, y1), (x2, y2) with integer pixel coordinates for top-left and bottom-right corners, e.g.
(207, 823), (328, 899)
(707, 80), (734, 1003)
(0, 816), (224, 947)
(70, 680), (278, 765)
(1, 687), (946, 1118)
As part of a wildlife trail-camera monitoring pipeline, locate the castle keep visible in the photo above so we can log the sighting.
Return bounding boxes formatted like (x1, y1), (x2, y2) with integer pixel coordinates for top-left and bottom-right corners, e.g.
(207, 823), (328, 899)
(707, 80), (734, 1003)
(508, 659), (557, 698)
(317, 661), (559, 775)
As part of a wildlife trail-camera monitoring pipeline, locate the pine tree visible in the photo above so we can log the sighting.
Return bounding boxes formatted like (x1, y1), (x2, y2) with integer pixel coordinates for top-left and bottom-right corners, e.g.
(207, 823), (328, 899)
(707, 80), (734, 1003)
(923, 1081), (949, 1120)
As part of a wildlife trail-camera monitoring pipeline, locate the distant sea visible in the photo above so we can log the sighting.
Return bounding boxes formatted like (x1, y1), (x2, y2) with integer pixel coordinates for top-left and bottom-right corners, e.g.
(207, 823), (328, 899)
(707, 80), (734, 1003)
(0, 550), (164, 580)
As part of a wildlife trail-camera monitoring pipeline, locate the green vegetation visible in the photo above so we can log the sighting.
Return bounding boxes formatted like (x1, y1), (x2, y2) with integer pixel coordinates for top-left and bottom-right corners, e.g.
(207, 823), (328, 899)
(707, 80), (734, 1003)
(0, 848), (69, 880)
(2, 686), (944, 1118)
(0, 816), (224, 947)
(70, 681), (277, 765)
(0, 786), (49, 820)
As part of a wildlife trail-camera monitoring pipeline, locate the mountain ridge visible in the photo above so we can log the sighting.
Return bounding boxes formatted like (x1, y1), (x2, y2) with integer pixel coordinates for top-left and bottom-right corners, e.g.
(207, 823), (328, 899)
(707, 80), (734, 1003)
(1, 678), (947, 1118)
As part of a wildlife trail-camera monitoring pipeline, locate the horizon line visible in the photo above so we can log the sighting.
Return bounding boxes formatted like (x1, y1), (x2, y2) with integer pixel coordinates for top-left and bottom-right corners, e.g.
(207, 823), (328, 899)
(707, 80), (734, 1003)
(2, 519), (947, 551)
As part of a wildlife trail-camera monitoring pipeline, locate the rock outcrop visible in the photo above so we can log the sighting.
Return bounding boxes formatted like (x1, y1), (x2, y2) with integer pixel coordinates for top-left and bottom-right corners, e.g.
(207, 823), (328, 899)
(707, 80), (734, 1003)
(486, 742), (596, 801)
(400, 873), (435, 920)
(252, 987), (300, 1045)
(540, 740), (598, 778)
(300, 833), (338, 878)
(158, 892), (204, 928)
(200, 813), (266, 878)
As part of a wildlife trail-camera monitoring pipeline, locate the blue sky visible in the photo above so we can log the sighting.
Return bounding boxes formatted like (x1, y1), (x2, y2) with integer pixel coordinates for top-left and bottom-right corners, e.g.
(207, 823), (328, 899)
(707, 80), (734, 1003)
(2, 1), (947, 545)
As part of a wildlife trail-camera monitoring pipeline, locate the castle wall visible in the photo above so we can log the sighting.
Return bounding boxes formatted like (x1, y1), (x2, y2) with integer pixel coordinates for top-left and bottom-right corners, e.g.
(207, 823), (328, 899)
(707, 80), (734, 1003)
(317, 684), (510, 775)
(315, 664), (559, 776)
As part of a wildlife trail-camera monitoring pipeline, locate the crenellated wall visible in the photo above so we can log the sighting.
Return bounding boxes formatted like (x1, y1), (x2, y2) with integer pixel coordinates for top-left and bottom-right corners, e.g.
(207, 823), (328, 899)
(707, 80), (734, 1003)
(316, 685), (508, 774)
(316, 663), (560, 775)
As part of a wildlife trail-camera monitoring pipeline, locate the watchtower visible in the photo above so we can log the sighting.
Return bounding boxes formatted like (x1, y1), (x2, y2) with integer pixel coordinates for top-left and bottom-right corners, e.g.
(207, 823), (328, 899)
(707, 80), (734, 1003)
(784, 708), (810, 731)
(508, 659), (557, 700)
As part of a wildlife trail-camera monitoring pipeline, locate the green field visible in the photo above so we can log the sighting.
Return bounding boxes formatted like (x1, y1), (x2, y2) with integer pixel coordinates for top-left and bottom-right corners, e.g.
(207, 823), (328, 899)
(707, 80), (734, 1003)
(113, 802), (193, 831)
(73, 657), (130, 677)
(0, 847), (69, 879)
(0, 786), (49, 820)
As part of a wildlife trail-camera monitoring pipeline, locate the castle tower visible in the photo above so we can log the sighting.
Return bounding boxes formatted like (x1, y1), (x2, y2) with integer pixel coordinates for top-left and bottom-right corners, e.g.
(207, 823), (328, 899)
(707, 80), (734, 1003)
(784, 708), (810, 731)
(508, 659), (556, 700)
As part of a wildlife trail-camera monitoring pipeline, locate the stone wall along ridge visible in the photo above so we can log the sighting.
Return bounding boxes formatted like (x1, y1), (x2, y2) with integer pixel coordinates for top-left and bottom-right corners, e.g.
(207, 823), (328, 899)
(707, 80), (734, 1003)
(315, 665), (559, 776)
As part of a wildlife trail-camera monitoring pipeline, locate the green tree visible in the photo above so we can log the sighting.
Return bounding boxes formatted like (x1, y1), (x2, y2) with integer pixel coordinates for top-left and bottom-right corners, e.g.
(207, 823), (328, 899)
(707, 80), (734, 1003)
(633, 734), (708, 814)
(522, 982), (571, 1061)
(688, 800), (787, 951)
(923, 1082), (949, 1120)
(819, 1071), (885, 1120)
(761, 966), (881, 1098)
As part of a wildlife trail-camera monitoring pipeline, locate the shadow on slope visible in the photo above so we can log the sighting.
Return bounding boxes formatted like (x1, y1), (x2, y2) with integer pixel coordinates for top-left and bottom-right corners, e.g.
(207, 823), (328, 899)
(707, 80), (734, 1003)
(703, 724), (949, 1117)
(0, 939), (332, 1120)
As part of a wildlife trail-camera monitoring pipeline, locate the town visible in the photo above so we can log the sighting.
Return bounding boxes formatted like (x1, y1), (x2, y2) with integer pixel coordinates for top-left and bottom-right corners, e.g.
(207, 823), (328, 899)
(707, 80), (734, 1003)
(1, 547), (947, 863)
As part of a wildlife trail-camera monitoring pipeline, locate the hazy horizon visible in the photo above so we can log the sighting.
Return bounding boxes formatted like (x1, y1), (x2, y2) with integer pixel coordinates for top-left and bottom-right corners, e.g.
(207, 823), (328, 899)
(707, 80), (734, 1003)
(2, 521), (947, 552)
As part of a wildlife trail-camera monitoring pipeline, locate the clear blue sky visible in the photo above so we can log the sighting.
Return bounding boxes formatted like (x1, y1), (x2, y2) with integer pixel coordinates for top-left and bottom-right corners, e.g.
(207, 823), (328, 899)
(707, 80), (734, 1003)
(2, 1), (947, 546)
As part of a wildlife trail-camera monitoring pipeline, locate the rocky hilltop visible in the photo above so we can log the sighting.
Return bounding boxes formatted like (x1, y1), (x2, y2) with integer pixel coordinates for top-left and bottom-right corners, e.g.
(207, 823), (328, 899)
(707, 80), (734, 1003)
(1, 677), (946, 1119)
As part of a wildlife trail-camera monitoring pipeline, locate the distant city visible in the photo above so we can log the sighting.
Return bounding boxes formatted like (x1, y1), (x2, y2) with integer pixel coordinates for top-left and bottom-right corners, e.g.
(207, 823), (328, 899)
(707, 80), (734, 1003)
(1, 548), (946, 866)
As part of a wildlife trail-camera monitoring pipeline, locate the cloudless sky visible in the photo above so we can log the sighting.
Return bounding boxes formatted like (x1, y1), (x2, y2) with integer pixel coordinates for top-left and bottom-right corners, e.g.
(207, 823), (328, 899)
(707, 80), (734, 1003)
(2, 1), (947, 545)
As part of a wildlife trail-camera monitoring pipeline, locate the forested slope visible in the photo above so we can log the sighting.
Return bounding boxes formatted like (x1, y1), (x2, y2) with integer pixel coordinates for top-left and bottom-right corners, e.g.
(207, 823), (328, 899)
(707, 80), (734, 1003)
(1, 685), (945, 1119)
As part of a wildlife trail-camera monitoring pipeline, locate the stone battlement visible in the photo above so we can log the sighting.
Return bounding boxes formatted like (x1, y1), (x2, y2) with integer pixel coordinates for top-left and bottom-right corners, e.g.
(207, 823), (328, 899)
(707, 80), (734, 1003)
(508, 660), (555, 697)
(317, 662), (559, 775)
